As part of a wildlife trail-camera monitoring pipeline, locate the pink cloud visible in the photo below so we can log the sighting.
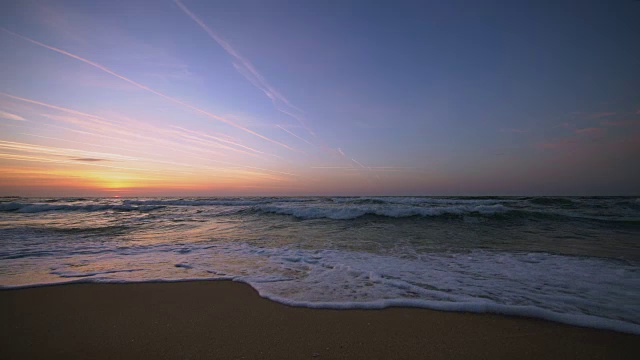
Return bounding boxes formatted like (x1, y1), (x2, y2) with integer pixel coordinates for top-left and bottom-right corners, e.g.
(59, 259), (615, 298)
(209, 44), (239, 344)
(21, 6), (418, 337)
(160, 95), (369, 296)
(575, 127), (604, 136)
(601, 120), (640, 127)
(499, 128), (528, 133)
(537, 128), (607, 150)
(586, 112), (616, 119)
(553, 122), (571, 129)
(536, 137), (577, 150)
(0, 110), (26, 121)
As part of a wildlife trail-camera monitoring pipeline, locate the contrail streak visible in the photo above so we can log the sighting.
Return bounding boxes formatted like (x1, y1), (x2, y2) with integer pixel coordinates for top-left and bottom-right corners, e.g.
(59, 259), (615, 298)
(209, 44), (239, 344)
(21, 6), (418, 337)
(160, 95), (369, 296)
(1, 92), (298, 177)
(275, 106), (315, 136)
(0, 152), (171, 173)
(170, 125), (281, 158)
(311, 166), (407, 172)
(1, 92), (104, 122)
(174, 0), (313, 134)
(174, 0), (294, 108)
(1, 28), (296, 151)
(0, 140), (138, 161)
(20, 133), (220, 171)
(0, 110), (26, 121)
(276, 125), (314, 146)
(351, 158), (367, 169)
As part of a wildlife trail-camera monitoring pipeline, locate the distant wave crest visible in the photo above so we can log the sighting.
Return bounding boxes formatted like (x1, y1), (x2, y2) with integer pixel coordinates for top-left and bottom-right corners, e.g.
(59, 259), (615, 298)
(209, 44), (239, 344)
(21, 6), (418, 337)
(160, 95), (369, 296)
(1, 197), (638, 222)
(254, 203), (508, 220)
(0, 202), (163, 213)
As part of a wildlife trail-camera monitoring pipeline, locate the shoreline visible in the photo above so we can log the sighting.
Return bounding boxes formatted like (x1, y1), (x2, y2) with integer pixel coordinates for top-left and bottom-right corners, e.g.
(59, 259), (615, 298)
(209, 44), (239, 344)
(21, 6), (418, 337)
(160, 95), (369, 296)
(4, 277), (638, 335)
(2, 280), (638, 359)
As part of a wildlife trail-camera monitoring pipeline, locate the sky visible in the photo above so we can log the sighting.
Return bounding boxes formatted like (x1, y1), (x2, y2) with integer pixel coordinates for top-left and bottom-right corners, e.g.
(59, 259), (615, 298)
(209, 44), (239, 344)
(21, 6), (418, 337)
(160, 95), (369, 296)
(0, 0), (639, 196)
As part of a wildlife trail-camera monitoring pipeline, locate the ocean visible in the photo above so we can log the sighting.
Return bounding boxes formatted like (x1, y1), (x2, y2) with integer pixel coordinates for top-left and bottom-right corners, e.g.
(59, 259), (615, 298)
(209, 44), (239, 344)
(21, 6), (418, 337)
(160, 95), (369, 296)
(1, 196), (639, 333)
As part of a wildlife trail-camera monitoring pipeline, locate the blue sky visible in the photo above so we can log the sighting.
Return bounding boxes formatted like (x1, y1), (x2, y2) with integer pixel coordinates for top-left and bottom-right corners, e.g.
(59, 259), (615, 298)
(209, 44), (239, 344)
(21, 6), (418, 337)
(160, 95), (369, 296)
(0, 0), (639, 196)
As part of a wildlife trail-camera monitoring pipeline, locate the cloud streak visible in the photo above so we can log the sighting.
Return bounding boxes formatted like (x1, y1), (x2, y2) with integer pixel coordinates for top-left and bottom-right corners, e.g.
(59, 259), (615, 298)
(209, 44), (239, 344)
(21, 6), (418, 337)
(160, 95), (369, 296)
(1, 28), (296, 151)
(70, 157), (108, 162)
(601, 120), (640, 127)
(1, 92), (298, 177)
(536, 137), (577, 150)
(0, 110), (26, 121)
(174, 0), (313, 134)
(499, 128), (528, 133)
(575, 127), (605, 136)
(276, 125), (314, 146)
(586, 112), (616, 119)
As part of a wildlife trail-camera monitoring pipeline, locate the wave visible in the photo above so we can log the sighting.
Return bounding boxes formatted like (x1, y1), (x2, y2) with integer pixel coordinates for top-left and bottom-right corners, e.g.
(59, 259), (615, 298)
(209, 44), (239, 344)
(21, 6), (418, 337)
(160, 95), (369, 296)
(254, 203), (508, 220)
(50, 268), (145, 278)
(123, 199), (263, 207)
(5, 276), (637, 335)
(331, 196), (509, 206)
(122, 197), (312, 207)
(258, 292), (640, 335)
(3, 244), (638, 335)
(2, 197), (637, 222)
(0, 202), (163, 213)
(0, 224), (132, 239)
(251, 203), (634, 221)
(527, 197), (577, 206)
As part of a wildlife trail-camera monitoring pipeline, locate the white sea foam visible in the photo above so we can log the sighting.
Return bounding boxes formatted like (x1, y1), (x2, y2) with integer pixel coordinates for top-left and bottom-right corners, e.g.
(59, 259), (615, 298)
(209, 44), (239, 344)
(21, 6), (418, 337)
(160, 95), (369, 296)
(4, 241), (637, 334)
(50, 268), (145, 278)
(195, 245), (640, 334)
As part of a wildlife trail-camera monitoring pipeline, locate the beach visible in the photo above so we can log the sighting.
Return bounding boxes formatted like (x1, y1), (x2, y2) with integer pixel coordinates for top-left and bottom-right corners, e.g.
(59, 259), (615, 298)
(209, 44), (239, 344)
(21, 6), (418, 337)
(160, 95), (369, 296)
(2, 0), (639, 357)
(2, 280), (638, 359)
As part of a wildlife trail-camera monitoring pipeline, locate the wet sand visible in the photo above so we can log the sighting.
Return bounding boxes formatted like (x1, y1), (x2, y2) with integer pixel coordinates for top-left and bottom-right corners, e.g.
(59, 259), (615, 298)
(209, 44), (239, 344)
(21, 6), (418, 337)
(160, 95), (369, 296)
(1, 281), (638, 359)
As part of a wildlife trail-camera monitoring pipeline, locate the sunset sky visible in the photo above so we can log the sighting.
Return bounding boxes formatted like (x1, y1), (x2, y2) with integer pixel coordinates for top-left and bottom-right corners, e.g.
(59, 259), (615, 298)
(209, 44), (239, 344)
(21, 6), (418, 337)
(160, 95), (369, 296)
(1, 0), (639, 196)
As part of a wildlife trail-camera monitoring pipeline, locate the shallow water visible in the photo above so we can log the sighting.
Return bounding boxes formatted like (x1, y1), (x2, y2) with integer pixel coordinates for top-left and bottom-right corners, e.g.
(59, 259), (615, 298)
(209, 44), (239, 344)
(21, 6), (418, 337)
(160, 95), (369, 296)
(1, 196), (639, 333)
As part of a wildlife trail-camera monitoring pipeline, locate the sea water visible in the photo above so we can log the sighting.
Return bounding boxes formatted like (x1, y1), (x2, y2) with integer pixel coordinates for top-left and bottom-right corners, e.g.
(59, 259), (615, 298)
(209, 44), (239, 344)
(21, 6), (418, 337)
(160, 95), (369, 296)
(1, 196), (639, 333)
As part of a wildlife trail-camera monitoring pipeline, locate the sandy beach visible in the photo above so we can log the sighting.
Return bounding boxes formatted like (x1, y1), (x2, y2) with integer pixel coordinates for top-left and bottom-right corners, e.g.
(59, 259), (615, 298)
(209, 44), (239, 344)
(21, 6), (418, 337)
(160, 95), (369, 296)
(1, 280), (638, 359)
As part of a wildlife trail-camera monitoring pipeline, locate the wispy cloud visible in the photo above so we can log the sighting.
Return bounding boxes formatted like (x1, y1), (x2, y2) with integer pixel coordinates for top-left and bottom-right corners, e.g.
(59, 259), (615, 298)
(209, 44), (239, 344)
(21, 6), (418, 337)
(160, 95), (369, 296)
(0, 140), (174, 174)
(351, 158), (367, 169)
(311, 166), (409, 172)
(586, 112), (616, 119)
(537, 127), (608, 150)
(169, 125), (280, 159)
(499, 128), (528, 133)
(553, 122), (571, 129)
(536, 137), (577, 150)
(1, 28), (296, 151)
(601, 120), (640, 127)
(276, 125), (314, 146)
(174, 0), (313, 134)
(70, 157), (108, 162)
(575, 127), (605, 136)
(0, 140), (138, 162)
(0, 111), (26, 121)
(1, 92), (298, 178)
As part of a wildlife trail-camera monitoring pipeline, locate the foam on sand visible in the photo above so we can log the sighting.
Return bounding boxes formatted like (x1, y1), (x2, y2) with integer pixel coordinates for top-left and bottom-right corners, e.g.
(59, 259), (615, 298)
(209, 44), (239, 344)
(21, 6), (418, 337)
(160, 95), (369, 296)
(3, 242), (638, 334)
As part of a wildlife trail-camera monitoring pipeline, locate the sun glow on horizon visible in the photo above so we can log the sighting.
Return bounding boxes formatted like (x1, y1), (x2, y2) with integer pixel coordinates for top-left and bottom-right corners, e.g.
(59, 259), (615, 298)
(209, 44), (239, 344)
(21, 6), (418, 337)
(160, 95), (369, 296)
(1, 0), (639, 196)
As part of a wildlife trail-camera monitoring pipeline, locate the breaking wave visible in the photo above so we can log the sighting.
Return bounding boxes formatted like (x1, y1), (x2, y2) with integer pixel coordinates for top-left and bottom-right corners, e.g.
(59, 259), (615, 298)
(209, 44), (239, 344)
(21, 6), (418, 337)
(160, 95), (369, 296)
(0, 202), (163, 213)
(253, 203), (508, 220)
